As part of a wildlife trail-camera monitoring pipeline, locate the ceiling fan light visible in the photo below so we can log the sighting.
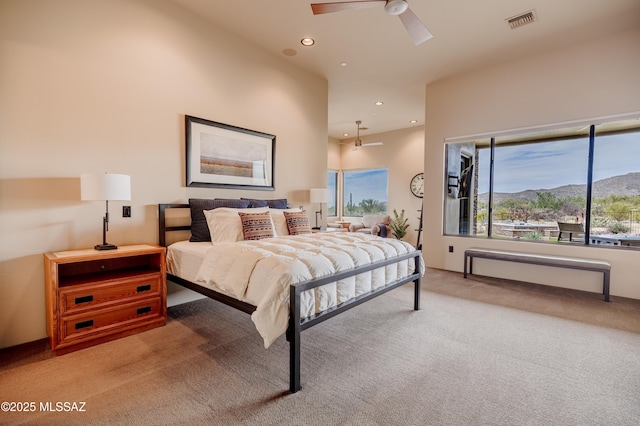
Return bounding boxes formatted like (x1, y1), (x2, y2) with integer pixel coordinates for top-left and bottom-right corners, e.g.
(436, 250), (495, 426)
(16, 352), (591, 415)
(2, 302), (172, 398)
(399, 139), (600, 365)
(385, 0), (408, 16)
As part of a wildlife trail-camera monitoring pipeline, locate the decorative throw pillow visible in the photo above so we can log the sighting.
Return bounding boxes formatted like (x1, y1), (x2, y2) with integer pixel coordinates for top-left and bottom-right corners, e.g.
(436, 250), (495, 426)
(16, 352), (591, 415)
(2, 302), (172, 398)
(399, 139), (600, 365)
(242, 198), (288, 209)
(188, 198), (250, 242)
(283, 210), (311, 235)
(238, 211), (275, 240)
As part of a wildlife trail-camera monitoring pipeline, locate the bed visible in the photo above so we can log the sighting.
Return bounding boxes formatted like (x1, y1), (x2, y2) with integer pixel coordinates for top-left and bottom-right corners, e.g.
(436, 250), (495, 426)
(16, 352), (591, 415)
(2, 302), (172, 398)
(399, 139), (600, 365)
(158, 200), (424, 393)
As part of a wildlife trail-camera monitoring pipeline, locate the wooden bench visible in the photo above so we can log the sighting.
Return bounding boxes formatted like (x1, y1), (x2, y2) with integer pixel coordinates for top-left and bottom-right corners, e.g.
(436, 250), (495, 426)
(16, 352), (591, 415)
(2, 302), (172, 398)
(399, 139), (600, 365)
(463, 248), (611, 301)
(557, 222), (585, 242)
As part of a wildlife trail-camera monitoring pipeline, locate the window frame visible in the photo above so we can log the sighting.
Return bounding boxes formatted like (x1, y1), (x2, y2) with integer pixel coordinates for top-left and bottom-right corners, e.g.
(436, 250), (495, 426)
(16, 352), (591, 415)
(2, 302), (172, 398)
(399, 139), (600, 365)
(327, 169), (339, 218)
(442, 114), (640, 249)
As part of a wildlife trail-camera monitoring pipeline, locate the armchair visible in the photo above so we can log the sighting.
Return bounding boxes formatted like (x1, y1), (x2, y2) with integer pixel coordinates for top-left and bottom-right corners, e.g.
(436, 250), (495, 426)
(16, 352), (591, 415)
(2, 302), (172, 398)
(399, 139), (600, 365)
(349, 214), (391, 237)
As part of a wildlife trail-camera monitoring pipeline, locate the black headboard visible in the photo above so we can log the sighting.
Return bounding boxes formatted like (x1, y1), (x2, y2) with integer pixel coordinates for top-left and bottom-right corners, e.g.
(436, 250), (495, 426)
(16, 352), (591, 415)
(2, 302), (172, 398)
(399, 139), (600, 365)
(158, 203), (190, 247)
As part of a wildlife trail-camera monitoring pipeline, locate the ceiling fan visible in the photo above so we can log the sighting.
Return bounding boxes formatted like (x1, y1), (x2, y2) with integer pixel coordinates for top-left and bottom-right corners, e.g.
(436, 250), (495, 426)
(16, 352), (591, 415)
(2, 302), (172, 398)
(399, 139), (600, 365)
(310, 0), (433, 45)
(350, 120), (384, 151)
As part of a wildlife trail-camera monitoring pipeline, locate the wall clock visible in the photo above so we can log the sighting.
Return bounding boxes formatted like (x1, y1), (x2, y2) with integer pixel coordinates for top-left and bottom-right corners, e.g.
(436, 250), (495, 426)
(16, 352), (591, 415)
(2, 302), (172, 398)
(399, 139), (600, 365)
(410, 173), (424, 198)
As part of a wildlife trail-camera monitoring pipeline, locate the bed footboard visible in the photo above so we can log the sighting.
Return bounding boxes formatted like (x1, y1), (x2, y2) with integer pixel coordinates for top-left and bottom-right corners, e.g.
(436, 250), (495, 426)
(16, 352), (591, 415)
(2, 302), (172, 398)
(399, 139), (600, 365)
(288, 250), (422, 393)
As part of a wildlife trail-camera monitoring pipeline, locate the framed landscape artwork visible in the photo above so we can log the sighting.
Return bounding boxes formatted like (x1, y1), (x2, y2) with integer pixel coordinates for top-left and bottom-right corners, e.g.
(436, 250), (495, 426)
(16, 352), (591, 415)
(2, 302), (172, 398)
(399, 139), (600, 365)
(185, 115), (275, 190)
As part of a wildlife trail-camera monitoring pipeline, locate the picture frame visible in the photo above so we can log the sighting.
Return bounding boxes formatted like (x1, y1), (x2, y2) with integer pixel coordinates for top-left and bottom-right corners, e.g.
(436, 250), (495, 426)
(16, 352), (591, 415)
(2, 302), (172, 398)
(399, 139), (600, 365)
(185, 115), (275, 190)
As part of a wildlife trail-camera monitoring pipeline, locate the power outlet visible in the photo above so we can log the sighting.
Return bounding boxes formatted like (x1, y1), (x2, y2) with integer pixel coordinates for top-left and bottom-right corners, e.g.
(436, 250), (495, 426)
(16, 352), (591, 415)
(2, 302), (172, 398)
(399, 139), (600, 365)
(123, 206), (131, 218)
(448, 245), (454, 253)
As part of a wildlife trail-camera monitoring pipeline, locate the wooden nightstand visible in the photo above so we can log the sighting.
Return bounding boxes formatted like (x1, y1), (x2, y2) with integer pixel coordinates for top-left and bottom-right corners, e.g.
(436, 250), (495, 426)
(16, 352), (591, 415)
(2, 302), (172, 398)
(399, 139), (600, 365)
(44, 244), (167, 355)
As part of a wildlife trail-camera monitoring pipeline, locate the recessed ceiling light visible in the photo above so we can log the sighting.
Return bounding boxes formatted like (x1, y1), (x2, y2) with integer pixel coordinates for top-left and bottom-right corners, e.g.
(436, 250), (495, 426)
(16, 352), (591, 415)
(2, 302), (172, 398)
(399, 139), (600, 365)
(340, 62), (347, 67)
(300, 38), (315, 46)
(343, 133), (349, 137)
(375, 101), (384, 106)
(410, 120), (417, 124)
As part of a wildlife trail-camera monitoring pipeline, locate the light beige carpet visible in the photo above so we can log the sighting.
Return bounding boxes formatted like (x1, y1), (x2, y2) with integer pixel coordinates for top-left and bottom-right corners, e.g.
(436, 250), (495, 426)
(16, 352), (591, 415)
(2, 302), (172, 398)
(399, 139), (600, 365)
(1, 268), (640, 425)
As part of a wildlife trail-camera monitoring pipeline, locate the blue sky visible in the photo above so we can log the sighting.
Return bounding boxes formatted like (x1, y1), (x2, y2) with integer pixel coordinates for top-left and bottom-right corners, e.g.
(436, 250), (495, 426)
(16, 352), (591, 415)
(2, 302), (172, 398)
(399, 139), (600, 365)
(343, 169), (388, 205)
(477, 133), (639, 194)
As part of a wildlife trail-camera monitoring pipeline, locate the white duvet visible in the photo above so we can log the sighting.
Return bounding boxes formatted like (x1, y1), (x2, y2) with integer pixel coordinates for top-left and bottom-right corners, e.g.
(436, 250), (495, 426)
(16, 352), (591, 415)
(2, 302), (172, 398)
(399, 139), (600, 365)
(175, 232), (424, 348)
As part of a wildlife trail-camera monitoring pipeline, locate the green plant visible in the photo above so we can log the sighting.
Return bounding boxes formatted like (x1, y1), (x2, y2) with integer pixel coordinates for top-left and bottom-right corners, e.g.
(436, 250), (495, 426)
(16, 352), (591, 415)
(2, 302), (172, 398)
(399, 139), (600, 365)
(607, 201), (633, 221)
(608, 222), (629, 234)
(523, 231), (543, 240)
(390, 209), (410, 240)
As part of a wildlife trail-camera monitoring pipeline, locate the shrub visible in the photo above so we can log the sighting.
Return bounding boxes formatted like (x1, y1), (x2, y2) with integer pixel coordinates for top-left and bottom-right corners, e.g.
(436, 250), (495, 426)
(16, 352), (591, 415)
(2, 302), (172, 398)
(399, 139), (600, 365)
(524, 231), (543, 240)
(608, 222), (629, 234)
(607, 201), (633, 221)
(591, 215), (616, 228)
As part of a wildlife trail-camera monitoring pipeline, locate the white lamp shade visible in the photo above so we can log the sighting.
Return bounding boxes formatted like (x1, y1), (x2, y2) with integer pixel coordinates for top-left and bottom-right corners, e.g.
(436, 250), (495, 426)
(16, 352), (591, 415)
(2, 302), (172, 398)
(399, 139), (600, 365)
(310, 188), (329, 203)
(81, 173), (131, 201)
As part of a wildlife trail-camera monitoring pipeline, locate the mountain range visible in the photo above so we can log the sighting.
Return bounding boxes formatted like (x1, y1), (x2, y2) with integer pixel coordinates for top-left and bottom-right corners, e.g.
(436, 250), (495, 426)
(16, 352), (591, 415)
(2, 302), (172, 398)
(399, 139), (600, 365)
(479, 172), (640, 204)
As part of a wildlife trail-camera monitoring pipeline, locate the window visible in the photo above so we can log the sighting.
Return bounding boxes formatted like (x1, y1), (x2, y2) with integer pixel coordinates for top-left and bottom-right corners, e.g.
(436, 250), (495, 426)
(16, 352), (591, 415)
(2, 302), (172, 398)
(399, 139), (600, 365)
(444, 117), (640, 248)
(342, 168), (388, 217)
(591, 125), (640, 239)
(327, 170), (338, 216)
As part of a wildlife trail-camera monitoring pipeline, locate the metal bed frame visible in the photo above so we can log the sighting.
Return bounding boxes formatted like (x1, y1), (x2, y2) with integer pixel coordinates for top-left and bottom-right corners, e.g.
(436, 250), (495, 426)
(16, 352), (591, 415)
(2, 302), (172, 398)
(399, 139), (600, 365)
(158, 203), (422, 393)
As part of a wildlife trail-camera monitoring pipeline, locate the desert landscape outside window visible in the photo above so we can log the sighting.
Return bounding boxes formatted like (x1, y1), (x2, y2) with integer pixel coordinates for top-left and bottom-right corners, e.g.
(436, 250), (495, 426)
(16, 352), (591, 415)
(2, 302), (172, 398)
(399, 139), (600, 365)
(444, 117), (640, 248)
(343, 168), (389, 217)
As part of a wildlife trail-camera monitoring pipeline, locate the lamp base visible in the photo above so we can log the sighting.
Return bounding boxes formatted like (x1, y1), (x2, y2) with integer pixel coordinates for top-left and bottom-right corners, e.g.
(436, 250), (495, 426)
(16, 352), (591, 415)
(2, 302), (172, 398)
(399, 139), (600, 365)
(95, 243), (118, 251)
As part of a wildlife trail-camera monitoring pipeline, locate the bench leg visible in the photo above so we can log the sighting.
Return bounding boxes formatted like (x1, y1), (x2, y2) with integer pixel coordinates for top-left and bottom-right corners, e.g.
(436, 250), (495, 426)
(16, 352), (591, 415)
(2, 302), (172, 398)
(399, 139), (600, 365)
(603, 270), (610, 302)
(463, 254), (468, 278)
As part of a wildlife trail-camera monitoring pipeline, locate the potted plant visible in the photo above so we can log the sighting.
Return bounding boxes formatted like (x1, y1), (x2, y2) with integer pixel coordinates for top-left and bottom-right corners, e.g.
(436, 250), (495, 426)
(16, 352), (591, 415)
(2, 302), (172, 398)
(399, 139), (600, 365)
(390, 208), (410, 240)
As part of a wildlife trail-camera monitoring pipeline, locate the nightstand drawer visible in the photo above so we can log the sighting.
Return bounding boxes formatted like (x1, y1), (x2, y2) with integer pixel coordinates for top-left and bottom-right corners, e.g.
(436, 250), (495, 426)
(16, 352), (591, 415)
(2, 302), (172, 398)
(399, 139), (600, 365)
(60, 297), (162, 342)
(60, 274), (162, 314)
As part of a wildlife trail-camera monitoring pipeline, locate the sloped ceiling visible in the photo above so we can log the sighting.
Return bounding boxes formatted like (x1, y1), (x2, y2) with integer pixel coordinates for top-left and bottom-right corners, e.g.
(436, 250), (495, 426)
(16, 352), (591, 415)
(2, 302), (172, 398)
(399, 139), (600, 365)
(170, 0), (640, 139)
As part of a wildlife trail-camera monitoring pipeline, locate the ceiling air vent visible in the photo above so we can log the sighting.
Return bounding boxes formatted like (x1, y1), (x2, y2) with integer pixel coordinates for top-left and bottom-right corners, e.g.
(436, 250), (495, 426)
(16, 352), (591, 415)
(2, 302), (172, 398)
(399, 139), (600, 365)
(506, 10), (536, 29)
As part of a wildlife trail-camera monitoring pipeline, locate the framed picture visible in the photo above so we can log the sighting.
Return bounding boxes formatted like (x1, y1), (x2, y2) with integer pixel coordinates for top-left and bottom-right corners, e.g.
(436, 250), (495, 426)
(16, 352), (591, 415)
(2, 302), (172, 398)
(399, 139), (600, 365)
(185, 115), (275, 190)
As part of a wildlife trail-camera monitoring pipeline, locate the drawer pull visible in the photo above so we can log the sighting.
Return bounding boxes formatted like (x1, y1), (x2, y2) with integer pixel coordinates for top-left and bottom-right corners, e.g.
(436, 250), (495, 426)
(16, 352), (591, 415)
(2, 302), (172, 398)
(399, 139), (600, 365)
(75, 320), (94, 330)
(136, 284), (152, 292)
(137, 306), (151, 315)
(75, 295), (94, 304)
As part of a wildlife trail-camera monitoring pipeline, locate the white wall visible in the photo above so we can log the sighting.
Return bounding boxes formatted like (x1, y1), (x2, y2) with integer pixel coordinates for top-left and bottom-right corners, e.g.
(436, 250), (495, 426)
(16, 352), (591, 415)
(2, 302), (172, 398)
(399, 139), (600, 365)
(423, 27), (640, 299)
(0, 0), (328, 349)
(328, 137), (342, 171)
(339, 126), (425, 246)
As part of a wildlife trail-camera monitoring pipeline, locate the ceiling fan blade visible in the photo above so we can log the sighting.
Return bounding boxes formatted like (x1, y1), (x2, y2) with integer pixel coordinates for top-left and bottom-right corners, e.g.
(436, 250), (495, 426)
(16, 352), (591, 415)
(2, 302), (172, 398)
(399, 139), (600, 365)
(362, 141), (384, 147)
(398, 7), (433, 45)
(311, 1), (384, 15)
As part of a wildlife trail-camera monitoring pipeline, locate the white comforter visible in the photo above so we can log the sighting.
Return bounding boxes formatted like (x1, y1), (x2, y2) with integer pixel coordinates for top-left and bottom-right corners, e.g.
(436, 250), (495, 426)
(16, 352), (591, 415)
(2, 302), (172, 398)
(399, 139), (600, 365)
(191, 232), (424, 348)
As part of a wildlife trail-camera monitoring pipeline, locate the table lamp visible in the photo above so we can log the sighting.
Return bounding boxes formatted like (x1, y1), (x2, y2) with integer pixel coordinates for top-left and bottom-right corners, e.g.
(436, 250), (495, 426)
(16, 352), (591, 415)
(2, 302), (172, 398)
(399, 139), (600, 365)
(81, 173), (131, 250)
(309, 188), (329, 230)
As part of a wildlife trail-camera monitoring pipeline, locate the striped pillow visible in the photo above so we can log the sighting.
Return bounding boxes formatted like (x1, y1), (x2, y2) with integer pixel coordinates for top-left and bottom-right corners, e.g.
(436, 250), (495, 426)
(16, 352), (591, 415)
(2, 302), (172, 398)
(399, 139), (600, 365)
(238, 211), (275, 240)
(283, 210), (311, 235)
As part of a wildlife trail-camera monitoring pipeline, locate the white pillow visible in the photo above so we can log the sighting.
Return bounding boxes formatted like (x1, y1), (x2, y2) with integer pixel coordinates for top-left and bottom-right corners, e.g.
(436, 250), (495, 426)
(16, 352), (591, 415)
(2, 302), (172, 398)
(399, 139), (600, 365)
(203, 207), (270, 243)
(269, 208), (302, 236)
